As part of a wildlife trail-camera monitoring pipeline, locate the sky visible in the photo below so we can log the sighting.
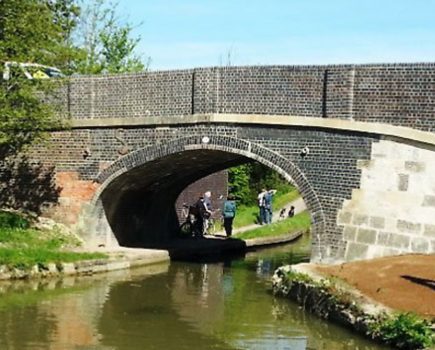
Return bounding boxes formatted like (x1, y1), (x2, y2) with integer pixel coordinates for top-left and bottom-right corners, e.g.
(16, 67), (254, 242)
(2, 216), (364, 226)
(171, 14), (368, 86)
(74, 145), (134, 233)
(117, 0), (435, 71)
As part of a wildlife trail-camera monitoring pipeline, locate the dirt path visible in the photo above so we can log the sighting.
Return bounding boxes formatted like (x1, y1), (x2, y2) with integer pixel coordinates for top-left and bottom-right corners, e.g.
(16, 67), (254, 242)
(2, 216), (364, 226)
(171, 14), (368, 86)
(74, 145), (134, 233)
(312, 254), (435, 318)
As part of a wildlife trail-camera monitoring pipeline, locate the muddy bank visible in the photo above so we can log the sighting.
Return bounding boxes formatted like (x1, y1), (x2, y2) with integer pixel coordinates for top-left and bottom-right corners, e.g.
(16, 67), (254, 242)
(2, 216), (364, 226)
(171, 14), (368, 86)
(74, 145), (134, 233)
(272, 260), (435, 350)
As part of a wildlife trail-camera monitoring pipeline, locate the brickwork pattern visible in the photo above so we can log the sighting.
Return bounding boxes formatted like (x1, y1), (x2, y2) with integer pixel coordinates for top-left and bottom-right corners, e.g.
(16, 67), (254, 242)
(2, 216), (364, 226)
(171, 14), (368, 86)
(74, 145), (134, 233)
(175, 171), (227, 222)
(32, 125), (377, 261)
(64, 63), (435, 132)
(29, 62), (435, 261)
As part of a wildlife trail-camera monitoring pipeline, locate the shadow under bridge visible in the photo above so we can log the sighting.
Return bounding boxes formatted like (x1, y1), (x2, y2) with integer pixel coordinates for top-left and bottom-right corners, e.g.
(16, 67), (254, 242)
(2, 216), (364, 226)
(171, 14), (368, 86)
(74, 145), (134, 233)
(99, 149), (249, 248)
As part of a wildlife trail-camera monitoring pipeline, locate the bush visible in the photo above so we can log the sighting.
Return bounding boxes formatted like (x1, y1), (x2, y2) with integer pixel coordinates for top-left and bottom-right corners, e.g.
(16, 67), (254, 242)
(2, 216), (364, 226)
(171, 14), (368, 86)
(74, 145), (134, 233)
(0, 211), (29, 229)
(370, 312), (435, 349)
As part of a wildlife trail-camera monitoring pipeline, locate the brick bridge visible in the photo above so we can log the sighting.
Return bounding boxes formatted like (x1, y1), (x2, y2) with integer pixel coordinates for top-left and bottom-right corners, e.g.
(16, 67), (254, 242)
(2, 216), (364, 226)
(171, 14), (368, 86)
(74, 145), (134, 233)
(33, 63), (435, 263)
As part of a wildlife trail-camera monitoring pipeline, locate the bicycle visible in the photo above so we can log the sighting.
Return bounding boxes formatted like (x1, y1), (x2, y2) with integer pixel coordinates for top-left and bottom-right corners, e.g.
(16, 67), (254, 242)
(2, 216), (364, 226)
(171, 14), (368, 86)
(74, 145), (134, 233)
(204, 209), (222, 236)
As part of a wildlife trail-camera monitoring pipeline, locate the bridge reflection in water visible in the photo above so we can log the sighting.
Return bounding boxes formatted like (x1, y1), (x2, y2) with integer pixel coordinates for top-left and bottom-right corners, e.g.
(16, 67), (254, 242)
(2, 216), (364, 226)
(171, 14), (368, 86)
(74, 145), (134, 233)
(0, 235), (389, 349)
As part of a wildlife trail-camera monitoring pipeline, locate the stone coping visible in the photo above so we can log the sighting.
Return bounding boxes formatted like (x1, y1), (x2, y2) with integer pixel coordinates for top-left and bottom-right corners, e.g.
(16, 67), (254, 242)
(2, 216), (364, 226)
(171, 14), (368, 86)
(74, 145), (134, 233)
(289, 263), (389, 315)
(272, 264), (389, 347)
(0, 248), (169, 281)
(71, 113), (435, 148)
(68, 62), (435, 79)
(243, 230), (304, 248)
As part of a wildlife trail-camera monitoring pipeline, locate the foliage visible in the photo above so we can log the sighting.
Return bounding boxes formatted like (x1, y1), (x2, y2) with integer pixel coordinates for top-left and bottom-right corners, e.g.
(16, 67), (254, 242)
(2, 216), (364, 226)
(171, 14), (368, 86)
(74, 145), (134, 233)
(0, 247), (106, 268)
(48, 0), (81, 37)
(0, 0), (72, 158)
(233, 189), (300, 228)
(99, 13), (145, 73)
(0, 0), (147, 158)
(0, 226), (80, 248)
(235, 211), (310, 240)
(369, 313), (435, 349)
(46, 0), (83, 74)
(0, 211), (29, 229)
(228, 162), (295, 206)
(73, 0), (148, 74)
(0, 0), (75, 66)
(0, 78), (64, 158)
(0, 225), (105, 268)
(228, 164), (251, 204)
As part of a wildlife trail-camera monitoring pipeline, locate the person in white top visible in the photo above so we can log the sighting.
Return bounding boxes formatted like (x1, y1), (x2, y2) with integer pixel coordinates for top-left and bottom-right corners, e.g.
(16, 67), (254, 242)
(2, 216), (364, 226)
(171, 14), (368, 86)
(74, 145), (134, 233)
(203, 191), (213, 233)
(257, 189), (268, 224)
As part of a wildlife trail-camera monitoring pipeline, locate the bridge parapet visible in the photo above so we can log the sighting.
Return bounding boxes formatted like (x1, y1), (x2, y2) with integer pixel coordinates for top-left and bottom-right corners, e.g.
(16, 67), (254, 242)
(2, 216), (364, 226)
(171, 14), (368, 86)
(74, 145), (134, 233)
(64, 63), (435, 132)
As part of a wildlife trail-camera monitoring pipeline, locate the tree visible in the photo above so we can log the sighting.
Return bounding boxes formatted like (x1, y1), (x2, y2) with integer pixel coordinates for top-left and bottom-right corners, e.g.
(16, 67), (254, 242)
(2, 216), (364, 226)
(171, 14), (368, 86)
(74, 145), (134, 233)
(0, 0), (73, 158)
(228, 164), (251, 203)
(46, 0), (83, 74)
(74, 0), (148, 74)
(100, 15), (145, 73)
(228, 162), (294, 206)
(0, 0), (148, 158)
(0, 0), (69, 65)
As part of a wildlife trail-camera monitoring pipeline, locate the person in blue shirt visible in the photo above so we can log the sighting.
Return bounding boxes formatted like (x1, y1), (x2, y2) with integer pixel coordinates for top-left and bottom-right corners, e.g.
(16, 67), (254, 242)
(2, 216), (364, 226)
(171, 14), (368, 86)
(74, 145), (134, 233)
(222, 194), (237, 237)
(263, 189), (277, 224)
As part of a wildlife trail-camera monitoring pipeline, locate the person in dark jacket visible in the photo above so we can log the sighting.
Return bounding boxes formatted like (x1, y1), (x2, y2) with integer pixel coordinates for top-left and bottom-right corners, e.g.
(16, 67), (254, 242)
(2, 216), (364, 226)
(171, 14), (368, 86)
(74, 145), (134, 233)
(194, 195), (208, 237)
(222, 194), (237, 237)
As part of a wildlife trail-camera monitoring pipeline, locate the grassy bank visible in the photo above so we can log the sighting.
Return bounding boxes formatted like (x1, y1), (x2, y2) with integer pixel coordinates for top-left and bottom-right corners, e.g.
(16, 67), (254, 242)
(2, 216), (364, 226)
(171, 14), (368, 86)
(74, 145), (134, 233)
(0, 211), (106, 268)
(233, 189), (301, 228)
(235, 211), (311, 240)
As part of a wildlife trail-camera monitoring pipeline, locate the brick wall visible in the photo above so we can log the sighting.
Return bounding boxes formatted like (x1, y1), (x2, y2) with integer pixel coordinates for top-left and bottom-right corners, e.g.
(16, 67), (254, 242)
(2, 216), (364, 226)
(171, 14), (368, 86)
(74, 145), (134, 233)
(175, 170), (227, 222)
(32, 124), (378, 261)
(64, 63), (435, 132)
(25, 62), (435, 262)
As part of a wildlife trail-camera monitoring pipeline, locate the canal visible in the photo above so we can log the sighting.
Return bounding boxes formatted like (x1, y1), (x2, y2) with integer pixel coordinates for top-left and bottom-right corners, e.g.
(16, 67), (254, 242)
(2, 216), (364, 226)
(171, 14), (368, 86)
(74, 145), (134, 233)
(0, 234), (389, 349)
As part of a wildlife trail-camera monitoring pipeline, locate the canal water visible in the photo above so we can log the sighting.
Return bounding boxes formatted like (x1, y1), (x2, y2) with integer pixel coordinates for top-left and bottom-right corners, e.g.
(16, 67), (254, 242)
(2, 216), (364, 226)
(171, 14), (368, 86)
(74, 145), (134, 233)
(0, 234), (390, 350)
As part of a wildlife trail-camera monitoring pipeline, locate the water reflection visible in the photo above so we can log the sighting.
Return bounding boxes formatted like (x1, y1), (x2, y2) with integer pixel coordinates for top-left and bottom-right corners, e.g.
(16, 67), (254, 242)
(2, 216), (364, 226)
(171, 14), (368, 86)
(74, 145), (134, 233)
(0, 235), (389, 350)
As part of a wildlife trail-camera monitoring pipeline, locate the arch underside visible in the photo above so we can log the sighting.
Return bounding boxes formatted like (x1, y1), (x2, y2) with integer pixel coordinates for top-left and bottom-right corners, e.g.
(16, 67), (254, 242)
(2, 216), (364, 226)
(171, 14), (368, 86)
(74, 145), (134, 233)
(88, 136), (325, 260)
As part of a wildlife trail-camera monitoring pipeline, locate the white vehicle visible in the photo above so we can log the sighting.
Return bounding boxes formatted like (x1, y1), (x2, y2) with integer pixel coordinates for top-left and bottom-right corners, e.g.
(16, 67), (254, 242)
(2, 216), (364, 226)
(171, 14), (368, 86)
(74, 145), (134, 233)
(2, 61), (64, 80)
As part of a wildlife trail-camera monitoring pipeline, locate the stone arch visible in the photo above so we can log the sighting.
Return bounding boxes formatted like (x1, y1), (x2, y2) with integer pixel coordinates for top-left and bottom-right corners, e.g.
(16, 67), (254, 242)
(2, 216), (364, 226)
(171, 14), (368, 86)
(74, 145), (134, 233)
(81, 135), (325, 261)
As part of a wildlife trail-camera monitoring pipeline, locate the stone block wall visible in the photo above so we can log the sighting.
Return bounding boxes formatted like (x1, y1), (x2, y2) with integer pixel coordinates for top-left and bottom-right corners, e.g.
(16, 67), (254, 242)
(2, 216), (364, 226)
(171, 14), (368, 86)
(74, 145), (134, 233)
(338, 139), (435, 260)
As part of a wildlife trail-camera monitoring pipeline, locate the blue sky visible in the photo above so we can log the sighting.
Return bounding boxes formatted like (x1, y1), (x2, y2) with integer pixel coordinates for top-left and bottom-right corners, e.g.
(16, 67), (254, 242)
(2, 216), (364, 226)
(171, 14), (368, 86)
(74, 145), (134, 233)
(118, 0), (435, 71)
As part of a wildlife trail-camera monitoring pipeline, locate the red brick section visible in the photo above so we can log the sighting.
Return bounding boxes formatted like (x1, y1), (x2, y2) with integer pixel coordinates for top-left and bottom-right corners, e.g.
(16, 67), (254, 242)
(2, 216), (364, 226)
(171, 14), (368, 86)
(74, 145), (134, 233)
(175, 170), (228, 222)
(48, 172), (100, 225)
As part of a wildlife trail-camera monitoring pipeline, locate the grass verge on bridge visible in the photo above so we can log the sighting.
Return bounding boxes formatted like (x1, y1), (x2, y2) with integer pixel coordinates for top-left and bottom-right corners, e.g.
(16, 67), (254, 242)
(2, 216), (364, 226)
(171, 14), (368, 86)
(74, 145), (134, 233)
(235, 211), (310, 240)
(0, 211), (106, 268)
(233, 189), (301, 228)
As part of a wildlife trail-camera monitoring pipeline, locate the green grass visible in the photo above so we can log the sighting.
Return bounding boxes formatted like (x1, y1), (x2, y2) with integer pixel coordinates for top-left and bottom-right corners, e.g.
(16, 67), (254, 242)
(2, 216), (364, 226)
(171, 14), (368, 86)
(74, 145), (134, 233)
(0, 247), (107, 269)
(0, 218), (107, 268)
(233, 189), (301, 228)
(0, 248), (106, 268)
(235, 211), (311, 240)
